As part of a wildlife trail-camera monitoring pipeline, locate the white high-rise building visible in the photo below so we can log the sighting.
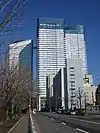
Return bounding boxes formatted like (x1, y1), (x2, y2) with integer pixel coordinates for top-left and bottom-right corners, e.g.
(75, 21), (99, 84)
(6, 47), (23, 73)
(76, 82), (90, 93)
(53, 59), (84, 110)
(9, 40), (32, 69)
(37, 18), (65, 110)
(65, 25), (88, 75)
(37, 18), (88, 111)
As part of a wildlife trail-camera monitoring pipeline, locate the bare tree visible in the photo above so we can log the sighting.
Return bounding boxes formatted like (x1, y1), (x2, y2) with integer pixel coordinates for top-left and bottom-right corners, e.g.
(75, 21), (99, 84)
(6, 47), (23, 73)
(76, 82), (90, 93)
(0, 0), (28, 66)
(75, 87), (84, 110)
(0, 0), (31, 119)
(0, 0), (27, 38)
(0, 48), (32, 119)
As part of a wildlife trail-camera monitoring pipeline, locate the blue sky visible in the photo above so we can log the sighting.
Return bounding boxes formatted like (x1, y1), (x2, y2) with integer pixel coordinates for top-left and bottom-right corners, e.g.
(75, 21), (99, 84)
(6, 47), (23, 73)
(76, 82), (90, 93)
(8, 0), (100, 84)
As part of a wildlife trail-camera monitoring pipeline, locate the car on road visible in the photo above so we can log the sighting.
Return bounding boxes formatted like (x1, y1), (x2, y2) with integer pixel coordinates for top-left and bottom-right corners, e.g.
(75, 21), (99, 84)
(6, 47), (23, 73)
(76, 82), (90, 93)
(33, 108), (37, 114)
(70, 111), (76, 115)
(56, 109), (64, 114)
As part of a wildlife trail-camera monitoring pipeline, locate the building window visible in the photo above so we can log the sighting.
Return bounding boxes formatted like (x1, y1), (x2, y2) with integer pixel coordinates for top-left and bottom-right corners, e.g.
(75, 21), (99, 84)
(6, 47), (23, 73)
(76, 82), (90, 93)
(71, 84), (75, 87)
(70, 87), (75, 90)
(70, 77), (75, 80)
(70, 81), (75, 83)
(70, 71), (74, 73)
(70, 67), (74, 69)
(70, 74), (75, 76)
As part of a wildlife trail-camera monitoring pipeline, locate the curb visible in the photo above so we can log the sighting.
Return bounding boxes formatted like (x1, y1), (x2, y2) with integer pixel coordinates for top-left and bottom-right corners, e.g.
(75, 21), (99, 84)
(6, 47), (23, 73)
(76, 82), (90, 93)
(7, 115), (25, 133)
(30, 112), (36, 133)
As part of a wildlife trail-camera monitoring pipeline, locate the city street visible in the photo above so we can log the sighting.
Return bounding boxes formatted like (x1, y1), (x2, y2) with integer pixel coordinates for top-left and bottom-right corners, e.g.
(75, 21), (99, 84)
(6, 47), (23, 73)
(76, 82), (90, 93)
(38, 112), (100, 133)
(6, 112), (100, 133)
(33, 112), (79, 133)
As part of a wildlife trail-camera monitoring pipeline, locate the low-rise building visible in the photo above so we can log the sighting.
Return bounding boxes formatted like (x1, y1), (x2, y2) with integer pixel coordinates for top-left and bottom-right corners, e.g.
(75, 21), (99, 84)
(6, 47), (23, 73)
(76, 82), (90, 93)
(85, 85), (96, 105)
(96, 85), (100, 105)
(83, 74), (97, 105)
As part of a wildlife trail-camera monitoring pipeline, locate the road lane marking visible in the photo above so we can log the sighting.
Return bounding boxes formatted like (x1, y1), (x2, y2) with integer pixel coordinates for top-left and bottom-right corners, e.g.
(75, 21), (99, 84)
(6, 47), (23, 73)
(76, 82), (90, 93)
(61, 122), (66, 125)
(69, 117), (100, 125)
(76, 128), (89, 133)
(50, 118), (54, 120)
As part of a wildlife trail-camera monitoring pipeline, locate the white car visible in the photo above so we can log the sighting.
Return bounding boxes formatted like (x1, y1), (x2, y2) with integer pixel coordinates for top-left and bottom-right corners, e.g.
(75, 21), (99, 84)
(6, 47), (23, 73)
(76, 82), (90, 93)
(70, 111), (76, 115)
(33, 108), (37, 114)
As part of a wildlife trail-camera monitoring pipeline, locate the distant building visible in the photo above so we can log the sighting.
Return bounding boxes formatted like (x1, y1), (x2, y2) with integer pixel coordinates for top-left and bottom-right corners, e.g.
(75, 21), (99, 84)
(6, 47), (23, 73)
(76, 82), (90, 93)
(85, 85), (96, 105)
(83, 74), (96, 105)
(8, 40), (33, 97)
(96, 85), (100, 105)
(53, 59), (84, 110)
(83, 74), (93, 86)
(9, 40), (33, 71)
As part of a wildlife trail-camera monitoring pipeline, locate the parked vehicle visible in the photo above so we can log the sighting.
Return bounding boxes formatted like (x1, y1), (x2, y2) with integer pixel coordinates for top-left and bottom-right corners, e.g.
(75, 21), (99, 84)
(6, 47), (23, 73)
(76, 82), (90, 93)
(70, 110), (76, 115)
(56, 108), (64, 114)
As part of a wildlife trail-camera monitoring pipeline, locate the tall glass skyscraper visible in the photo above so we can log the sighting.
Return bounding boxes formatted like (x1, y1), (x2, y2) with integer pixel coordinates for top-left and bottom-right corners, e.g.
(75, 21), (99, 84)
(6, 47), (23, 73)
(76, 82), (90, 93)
(65, 25), (88, 75)
(37, 18), (65, 110)
(8, 40), (33, 92)
(37, 18), (88, 111)
(9, 40), (33, 71)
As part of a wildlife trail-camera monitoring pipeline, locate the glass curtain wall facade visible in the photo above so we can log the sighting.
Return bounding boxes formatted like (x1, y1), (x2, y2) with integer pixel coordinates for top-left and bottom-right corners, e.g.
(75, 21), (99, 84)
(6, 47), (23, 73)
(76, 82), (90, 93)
(65, 25), (88, 75)
(9, 40), (33, 106)
(37, 18), (88, 111)
(37, 18), (65, 111)
(9, 40), (33, 71)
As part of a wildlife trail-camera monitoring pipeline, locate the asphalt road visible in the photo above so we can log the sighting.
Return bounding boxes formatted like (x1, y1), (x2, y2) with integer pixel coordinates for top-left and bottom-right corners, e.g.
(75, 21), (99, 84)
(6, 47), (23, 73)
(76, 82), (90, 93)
(33, 112), (86, 133)
(71, 115), (100, 122)
(8, 114), (29, 133)
(41, 112), (100, 133)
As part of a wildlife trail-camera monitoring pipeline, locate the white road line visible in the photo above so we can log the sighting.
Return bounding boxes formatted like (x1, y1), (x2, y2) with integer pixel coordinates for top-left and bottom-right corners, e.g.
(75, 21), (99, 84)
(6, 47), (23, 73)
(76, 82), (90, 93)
(61, 122), (66, 125)
(69, 117), (100, 125)
(76, 128), (89, 133)
(50, 118), (54, 120)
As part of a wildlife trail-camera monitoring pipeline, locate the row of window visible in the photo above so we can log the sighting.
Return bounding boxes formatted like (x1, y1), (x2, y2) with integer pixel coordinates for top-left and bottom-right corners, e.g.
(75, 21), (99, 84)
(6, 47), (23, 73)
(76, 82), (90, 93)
(40, 23), (62, 27)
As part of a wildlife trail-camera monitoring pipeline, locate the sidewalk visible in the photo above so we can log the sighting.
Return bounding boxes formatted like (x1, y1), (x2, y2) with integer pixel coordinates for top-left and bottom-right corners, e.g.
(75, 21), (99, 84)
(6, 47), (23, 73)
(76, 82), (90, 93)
(7, 114), (29, 133)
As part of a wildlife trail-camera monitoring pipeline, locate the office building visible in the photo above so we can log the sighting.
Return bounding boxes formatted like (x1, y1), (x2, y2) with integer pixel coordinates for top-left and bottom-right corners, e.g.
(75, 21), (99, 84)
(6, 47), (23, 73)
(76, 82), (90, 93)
(83, 74), (93, 86)
(37, 18), (65, 110)
(46, 74), (55, 111)
(53, 59), (84, 110)
(8, 40), (33, 109)
(53, 68), (67, 110)
(8, 40), (33, 92)
(66, 59), (84, 109)
(37, 18), (88, 110)
(85, 85), (96, 105)
(83, 74), (96, 105)
(9, 40), (33, 71)
(65, 25), (88, 75)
